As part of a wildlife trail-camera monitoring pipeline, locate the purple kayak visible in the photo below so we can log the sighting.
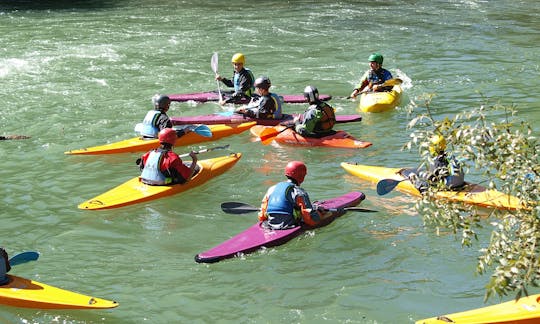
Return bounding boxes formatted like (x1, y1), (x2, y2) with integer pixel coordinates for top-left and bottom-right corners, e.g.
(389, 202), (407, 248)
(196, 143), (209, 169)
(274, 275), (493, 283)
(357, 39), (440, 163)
(167, 91), (332, 104)
(171, 113), (362, 126)
(195, 191), (365, 263)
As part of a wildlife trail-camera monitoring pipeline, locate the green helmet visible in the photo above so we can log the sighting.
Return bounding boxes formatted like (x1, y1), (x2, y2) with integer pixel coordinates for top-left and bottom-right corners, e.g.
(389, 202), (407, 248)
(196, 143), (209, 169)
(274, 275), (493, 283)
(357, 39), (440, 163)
(368, 53), (384, 64)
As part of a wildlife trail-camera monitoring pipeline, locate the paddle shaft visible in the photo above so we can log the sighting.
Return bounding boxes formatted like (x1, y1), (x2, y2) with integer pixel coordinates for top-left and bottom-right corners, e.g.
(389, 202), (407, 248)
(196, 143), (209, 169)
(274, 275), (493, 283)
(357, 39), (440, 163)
(0, 135), (31, 140)
(221, 202), (377, 214)
(260, 124), (295, 144)
(179, 144), (230, 158)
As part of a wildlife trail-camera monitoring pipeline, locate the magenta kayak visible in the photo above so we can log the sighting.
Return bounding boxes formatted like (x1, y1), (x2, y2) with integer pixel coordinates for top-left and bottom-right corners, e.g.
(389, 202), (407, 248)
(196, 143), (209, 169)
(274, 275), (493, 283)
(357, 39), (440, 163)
(195, 191), (365, 263)
(171, 113), (362, 126)
(167, 91), (332, 104)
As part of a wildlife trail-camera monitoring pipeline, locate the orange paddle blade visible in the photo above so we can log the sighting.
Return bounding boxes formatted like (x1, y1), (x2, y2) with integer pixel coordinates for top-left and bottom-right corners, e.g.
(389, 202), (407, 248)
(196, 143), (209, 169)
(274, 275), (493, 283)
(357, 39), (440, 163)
(259, 128), (280, 145)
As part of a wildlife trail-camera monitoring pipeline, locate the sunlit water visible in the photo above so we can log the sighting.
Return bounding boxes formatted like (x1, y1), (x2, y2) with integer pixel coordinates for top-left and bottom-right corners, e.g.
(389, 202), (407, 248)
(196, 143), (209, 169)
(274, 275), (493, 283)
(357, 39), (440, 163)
(1, 1), (539, 323)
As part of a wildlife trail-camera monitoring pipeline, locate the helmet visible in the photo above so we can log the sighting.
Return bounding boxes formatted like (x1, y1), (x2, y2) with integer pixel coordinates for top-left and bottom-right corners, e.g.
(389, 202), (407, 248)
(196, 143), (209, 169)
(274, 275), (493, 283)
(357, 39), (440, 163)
(429, 134), (447, 156)
(254, 76), (271, 90)
(231, 53), (245, 64)
(285, 161), (307, 184)
(303, 85), (319, 103)
(158, 128), (177, 146)
(368, 53), (384, 64)
(153, 94), (171, 110)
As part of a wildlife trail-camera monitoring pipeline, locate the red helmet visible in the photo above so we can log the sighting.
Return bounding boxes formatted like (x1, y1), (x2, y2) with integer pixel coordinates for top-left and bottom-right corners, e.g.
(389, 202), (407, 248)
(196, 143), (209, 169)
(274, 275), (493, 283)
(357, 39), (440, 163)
(285, 161), (307, 184)
(158, 128), (177, 145)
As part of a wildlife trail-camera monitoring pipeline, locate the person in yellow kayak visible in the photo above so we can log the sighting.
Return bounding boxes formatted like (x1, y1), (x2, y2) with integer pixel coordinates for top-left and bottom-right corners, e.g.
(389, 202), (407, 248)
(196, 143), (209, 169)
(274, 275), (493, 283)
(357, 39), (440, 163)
(293, 85), (336, 138)
(407, 134), (466, 193)
(349, 52), (393, 98)
(137, 128), (198, 185)
(235, 76), (283, 119)
(257, 161), (332, 230)
(135, 94), (193, 139)
(0, 247), (10, 285)
(216, 52), (255, 105)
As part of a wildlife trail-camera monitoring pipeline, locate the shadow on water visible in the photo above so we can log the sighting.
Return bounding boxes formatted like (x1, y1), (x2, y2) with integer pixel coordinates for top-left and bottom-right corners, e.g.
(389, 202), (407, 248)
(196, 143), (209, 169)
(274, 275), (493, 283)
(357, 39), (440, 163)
(0, 0), (122, 10)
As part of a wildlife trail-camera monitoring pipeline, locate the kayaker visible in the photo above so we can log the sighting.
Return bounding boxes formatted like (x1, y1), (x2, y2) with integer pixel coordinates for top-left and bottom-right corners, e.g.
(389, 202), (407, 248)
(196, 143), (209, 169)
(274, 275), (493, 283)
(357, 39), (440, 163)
(408, 134), (466, 192)
(349, 52), (393, 98)
(235, 76), (283, 119)
(136, 94), (192, 139)
(293, 85), (336, 138)
(137, 128), (198, 185)
(216, 52), (255, 105)
(0, 247), (10, 285)
(258, 161), (332, 230)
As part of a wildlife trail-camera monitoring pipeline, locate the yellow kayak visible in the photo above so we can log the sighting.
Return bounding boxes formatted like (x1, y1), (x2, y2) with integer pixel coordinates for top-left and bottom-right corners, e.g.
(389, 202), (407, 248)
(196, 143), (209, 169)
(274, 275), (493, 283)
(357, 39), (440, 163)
(0, 275), (118, 309)
(417, 293), (540, 323)
(65, 122), (255, 155)
(79, 153), (242, 210)
(341, 162), (526, 211)
(358, 84), (402, 113)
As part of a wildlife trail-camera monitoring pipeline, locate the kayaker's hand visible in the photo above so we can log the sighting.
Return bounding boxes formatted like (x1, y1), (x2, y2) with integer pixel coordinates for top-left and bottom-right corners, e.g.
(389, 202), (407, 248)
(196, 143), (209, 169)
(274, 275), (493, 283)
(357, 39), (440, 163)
(135, 158), (142, 166)
(215, 75), (223, 81)
(189, 151), (198, 161)
(235, 108), (246, 115)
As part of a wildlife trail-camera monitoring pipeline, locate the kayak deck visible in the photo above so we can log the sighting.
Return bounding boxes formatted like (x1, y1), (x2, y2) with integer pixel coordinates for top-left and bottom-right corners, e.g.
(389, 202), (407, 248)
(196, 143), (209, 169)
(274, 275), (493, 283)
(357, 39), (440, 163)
(64, 122), (255, 155)
(358, 84), (402, 113)
(416, 293), (540, 323)
(170, 113), (362, 126)
(167, 91), (332, 104)
(78, 153), (242, 210)
(341, 162), (527, 211)
(250, 125), (372, 149)
(195, 191), (365, 263)
(0, 275), (118, 309)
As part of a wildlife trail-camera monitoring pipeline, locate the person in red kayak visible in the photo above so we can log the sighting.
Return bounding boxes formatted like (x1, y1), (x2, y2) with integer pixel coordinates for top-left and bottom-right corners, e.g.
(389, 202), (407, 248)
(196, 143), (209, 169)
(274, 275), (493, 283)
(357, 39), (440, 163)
(137, 128), (198, 185)
(349, 52), (393, 98)
(258, 161), (332, 230)
(235, 76), (283, 119)
(293, 85), (336, 138)
(0, 247), (10, 285)
(216, 52), (255, 105)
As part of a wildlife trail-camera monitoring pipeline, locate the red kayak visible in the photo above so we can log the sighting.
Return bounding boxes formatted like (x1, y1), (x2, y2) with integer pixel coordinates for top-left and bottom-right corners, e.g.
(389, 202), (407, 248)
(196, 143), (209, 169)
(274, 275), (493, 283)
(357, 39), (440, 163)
(167, 91), (331, 104)
(195, 191), (365, 263)
(170, 112), (362, 126)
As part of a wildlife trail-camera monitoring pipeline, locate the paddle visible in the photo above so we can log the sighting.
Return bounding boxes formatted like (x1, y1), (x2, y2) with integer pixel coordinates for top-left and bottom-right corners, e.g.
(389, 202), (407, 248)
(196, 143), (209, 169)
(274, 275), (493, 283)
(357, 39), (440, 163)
(0, 135), (31, 140)
(178, 124), (213, 138)
(348, 78), (404, 99)
(178, 144), (230, 158)
(376, 178), (408, 196)
(221, 202), (377, 214)
(8, 251), (40, 266)
(258, 125), (295, 145)
(211, 52), (223, 102)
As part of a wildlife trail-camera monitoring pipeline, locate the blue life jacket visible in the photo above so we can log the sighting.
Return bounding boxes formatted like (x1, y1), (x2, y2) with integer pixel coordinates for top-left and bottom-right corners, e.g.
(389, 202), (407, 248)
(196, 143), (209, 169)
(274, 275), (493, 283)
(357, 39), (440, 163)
(266, 182), (295, 215)
(368, 68), (393, 85)
(0, 256), (8, 285)
(141, 150), (171, 185)
(139, 110), (161, 138)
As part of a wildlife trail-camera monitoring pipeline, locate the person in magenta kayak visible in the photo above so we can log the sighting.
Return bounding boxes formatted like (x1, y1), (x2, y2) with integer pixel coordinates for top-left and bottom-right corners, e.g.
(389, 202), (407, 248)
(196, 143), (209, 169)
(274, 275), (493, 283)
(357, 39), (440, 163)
(349, 53), (393, 98)
(0, 247), (10, 285)
(293, 85), (336, 138)
(216, 53), (255, 105)
(137, 128), (198, 185)
(235, 76), (283, 119)
(258, 161), (332, 230)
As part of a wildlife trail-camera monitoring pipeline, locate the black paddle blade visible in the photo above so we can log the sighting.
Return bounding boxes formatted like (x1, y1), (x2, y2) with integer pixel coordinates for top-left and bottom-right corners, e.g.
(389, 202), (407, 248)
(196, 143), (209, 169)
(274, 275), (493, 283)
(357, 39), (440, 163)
(376, 179), (402, 196)
(220, 202), (260, 214)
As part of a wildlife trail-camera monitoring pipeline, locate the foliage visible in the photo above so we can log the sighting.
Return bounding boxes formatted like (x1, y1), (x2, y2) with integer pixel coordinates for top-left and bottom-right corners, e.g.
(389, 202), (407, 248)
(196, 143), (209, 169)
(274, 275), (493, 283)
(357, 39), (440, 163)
(404, 94), (539, 301)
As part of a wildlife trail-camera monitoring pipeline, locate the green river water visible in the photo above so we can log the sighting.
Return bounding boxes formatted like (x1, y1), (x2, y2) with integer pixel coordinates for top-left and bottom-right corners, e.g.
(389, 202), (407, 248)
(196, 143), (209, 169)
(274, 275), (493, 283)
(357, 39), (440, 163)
(1, 0), (539, 323)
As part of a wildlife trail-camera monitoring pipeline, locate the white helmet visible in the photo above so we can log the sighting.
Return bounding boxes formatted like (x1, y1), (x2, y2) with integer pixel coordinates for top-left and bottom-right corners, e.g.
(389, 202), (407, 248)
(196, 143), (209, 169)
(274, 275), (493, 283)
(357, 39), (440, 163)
(303, 85), (319, 103)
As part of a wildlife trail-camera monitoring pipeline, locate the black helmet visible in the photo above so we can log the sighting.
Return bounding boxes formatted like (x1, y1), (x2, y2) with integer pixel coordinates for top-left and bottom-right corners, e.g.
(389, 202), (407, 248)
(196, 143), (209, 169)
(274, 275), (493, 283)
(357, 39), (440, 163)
(152, 94), (171, 110)
(303, 85), (319, 103)
(254, 76), (271, 90)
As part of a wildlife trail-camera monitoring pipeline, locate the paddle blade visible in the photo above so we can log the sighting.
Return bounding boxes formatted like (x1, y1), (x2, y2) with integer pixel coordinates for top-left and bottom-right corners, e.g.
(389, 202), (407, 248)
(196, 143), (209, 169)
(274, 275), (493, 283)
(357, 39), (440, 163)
(221, 202), (260, 214)
(211, 52), (218, 74)
(9, 251), (40, 266)
(259, 128), (280, 145)
(376, 179), (402, 196)
(193, 125), (213, 137)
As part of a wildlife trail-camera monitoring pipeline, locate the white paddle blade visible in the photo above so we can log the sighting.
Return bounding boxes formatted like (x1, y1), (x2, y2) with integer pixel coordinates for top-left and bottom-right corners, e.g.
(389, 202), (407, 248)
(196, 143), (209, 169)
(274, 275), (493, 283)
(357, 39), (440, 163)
(211, 52), (218, 74)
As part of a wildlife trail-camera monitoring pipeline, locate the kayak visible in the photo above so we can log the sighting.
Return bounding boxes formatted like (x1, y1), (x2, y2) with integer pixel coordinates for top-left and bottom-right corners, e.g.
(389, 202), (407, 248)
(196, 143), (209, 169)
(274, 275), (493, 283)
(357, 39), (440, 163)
(195, 191), (365, 263)
(171, 113), (362, 126)
(78, 153), (241, 210)
(358, 85), (402, 113)
(64, 122), (255, 155)
(341, 162), (526, 211)
(416, 293), (540, 323)
(167, 91), (331, 104)
(0, 274), (118, 309)
(250, 125), (372, 149)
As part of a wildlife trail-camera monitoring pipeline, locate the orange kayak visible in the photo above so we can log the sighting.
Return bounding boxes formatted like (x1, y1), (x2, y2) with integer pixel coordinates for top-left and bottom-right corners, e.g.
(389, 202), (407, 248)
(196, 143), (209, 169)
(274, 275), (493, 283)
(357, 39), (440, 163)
(250, 125), (372, 149)
(78, 153), (242, 210)
(65, 122), (255, 155)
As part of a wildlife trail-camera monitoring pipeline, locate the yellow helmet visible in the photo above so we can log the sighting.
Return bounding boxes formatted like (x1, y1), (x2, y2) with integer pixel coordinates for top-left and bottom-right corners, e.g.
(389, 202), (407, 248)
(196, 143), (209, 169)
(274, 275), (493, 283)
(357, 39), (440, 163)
(231, 53), (245, 64)
(429, 134), (447, 156)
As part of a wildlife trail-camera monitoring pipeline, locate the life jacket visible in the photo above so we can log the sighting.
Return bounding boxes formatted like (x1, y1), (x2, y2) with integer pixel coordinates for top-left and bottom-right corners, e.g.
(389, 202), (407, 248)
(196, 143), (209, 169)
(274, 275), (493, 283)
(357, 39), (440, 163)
(234, 68), (254, 97)
(139, 110), (161, 138)
(0, 248), (9, 285)
(428, 154), (465, 189)
(270, 93), (283, 119)
(140, 150), (172, 185)
(266, 182), (295, 215)
(314, 102), (336, 132)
